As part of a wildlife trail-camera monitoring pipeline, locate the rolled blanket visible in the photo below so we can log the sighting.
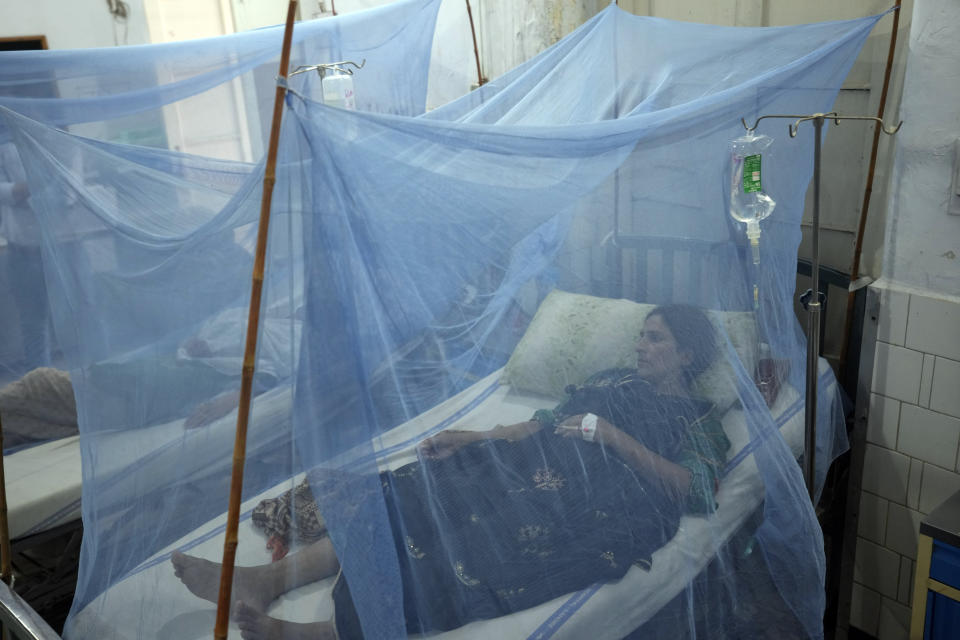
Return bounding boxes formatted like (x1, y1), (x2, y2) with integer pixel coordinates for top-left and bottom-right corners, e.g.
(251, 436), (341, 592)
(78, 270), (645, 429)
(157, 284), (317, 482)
(0, 368), (78, 448)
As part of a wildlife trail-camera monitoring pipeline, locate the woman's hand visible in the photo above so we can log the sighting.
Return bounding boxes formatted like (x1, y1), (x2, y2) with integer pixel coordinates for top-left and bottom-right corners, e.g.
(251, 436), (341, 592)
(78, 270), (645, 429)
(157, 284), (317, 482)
(553, 413), (612, 443)
(419, 430), (475, 459)
(182, 337), (213, 358)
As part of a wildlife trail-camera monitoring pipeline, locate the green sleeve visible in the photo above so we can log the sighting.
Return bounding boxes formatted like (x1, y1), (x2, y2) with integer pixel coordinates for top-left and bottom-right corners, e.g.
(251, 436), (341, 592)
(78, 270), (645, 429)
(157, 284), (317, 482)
(676, 417), (730, 514)
(531, 408), (559, 428)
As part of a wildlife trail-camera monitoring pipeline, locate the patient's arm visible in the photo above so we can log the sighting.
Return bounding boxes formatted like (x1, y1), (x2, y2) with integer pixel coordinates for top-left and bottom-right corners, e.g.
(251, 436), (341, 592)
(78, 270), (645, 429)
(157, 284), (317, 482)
(183, 374), (278, 429)
(184, 390), (240, 429)
(419, 420), (543, 459)
(555, 414), (692, 500)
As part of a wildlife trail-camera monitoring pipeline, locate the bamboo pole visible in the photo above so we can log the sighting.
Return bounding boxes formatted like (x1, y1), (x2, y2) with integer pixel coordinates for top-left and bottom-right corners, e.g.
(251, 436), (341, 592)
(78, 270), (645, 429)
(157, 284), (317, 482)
(465, 0), (486, 87)
(839, 5), (900, 378)
(213, 2), (298, 637)
(0, 410), (12, 640)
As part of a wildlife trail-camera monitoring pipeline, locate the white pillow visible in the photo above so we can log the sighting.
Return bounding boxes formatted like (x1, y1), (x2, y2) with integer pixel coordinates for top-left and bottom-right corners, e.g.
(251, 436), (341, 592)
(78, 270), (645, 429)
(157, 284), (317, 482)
(501, 291), (757, 410)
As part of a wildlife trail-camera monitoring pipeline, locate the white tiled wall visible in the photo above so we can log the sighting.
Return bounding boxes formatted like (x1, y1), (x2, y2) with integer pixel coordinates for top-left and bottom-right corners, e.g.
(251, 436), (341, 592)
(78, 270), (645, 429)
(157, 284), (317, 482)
(871, 342), (923, 404)
(897, 405), (960, 470)
(929, 356), (960, 421)
(905, 295), (960, 361)
(852, 286), (960, 639)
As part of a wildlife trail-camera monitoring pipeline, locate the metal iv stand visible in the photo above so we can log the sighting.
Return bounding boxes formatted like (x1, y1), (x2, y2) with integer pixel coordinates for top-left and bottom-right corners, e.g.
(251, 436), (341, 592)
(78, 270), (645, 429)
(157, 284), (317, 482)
(741, 112), (902, 501)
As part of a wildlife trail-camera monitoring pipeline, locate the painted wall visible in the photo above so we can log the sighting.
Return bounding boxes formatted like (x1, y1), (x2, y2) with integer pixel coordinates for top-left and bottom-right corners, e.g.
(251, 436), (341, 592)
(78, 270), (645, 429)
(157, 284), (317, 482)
(0, 0), (150, 48)
(141, 0), (254, 161)
(878, 0), (960, 295)
(855, 0), (960, 637)
(307, 0), (476, 111)
(473, 0), (605, 83)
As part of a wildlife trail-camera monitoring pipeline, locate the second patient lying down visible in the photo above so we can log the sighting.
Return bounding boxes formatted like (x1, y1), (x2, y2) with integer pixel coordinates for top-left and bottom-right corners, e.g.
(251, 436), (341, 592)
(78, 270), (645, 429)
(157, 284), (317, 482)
(0, 300), (302, 447)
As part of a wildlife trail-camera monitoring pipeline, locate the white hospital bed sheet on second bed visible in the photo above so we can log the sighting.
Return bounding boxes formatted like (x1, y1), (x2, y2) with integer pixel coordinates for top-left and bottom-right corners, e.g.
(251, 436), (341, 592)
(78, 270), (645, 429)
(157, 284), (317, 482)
(4, 385), (294, 542)
(69, 360), (833, 640)
(5, 436), (82, 539)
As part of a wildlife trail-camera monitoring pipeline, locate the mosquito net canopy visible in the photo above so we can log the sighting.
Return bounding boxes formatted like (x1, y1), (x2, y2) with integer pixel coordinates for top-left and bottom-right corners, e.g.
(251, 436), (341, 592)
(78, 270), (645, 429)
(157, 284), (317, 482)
(0, 0), (441, 449)
(2, 3), (883, 638)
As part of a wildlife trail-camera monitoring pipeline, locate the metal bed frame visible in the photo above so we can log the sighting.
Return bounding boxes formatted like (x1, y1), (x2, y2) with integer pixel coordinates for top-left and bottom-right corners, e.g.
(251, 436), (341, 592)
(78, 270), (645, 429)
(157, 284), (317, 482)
(0, 578), (61, 639)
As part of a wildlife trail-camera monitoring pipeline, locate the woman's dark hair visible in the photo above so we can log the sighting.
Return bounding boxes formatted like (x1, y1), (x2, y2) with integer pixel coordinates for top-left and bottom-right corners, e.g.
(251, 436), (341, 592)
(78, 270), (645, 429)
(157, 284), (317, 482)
(646, 304), (717, 382)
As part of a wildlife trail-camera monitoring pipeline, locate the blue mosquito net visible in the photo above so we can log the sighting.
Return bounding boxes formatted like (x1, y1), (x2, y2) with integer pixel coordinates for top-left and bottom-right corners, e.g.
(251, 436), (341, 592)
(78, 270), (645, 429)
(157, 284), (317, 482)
(0, 0), (442, 449)
(1, 3), (883, 639)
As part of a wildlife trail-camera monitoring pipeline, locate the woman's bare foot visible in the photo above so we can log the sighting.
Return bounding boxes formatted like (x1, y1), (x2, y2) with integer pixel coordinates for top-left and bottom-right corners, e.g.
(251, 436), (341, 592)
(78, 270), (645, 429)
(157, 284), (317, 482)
(234, 600), (337, 640)
(171, 551), (281, 614)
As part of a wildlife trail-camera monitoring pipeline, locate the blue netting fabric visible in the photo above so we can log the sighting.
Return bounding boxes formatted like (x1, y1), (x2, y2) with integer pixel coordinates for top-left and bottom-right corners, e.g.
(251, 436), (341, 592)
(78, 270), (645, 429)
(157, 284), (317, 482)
(0, 0), (440, 378)
(0, 0), (441, 450)
(1, 3), (881, 639)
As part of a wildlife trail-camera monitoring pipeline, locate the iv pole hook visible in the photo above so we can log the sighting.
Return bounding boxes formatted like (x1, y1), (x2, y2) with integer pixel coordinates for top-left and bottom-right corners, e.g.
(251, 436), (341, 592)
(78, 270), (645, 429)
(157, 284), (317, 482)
(741, 113), (902, 138)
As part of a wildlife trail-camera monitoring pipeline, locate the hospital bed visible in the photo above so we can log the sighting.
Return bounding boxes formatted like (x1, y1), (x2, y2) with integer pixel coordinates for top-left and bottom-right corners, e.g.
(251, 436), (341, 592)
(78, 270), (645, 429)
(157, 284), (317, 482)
(64, 291), (839, 639)
(0, 383), (294, 630)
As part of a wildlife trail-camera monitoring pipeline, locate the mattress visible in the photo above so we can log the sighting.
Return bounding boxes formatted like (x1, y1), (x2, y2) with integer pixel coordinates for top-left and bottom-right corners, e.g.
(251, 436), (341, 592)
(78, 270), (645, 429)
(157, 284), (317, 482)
(67, 360), (835, 640)
(5, 435), (83, 540)
(4, 384), (293, 541)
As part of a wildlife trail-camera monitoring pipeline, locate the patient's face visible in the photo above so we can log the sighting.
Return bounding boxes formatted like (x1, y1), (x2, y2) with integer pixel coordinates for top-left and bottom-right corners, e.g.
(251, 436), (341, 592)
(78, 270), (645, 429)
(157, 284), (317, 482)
(635, 314), (691, 387)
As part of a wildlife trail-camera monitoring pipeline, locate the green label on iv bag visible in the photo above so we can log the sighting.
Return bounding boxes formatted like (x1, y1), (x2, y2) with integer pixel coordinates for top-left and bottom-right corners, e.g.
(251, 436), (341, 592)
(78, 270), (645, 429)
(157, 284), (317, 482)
(742, 154), (762, 193)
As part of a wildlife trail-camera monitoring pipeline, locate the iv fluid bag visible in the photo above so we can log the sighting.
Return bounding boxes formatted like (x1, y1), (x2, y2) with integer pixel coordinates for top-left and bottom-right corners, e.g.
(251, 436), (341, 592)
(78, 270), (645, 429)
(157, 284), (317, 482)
(322, 73), (357, 110)
(729, 133), (776, 227)
(730, 133), (776, 265)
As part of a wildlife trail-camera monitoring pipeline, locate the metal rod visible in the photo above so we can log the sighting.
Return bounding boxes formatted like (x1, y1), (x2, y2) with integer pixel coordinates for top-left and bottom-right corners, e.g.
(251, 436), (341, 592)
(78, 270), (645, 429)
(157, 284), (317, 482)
(0, 580), (60, 640)
(804, 116), (824, 501)
(742, 114), (825, 132)
(213, 2), (298, 638)
(0, 411), (11, 640)
(0, 412), (11, 587)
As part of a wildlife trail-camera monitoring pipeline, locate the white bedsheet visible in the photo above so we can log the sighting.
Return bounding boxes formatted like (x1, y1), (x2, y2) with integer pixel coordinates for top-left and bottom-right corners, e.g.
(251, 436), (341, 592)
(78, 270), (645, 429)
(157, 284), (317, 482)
(5, 436), (82, 539)
(5, 385), (293, 541)
(68, 360), (835, 640)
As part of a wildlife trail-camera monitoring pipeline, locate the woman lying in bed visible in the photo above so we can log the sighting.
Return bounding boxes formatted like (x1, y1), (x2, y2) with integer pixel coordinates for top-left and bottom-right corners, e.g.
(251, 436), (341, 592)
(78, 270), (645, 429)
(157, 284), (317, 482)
(172, 304), (731, 640)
